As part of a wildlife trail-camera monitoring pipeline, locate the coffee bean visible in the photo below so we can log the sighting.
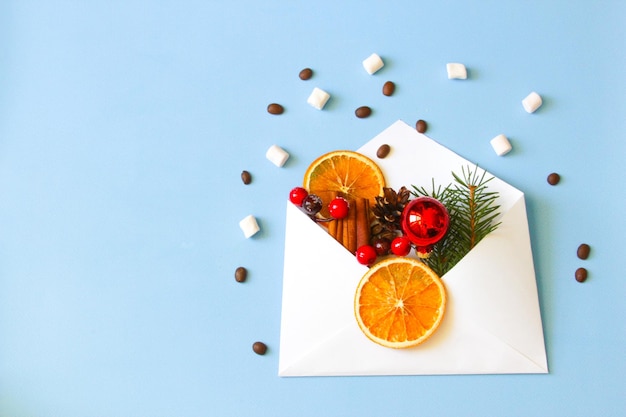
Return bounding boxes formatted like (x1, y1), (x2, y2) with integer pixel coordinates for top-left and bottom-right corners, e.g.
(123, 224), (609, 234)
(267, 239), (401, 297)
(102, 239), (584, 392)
(241, 170), (252, 185)
(577, 243), (590, 260)
(376, 144), (391, 159)
(355, 106), (372, 118)
(416, 119), (427, 133)
(299, 68), (313, 80)
(547, 173), (560, 185)
(575, 267), (588, 283)
(382, 81), (395, 96)
(267, 103), (284, 115)
(234, 266), (247, 283)
(252, 341), (267, 355)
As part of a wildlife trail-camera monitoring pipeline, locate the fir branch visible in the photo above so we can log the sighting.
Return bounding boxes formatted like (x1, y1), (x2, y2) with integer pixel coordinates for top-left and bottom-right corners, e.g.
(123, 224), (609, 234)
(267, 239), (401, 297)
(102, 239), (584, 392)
(450, 165), (501, 254)
(410, 165), (501, 276)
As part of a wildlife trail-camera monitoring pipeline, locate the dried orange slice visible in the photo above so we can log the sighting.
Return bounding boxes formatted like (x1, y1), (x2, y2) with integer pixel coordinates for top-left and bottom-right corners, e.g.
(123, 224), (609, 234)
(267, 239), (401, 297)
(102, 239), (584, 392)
(354, 257), (446, 349)
(303, 150), (385, 217)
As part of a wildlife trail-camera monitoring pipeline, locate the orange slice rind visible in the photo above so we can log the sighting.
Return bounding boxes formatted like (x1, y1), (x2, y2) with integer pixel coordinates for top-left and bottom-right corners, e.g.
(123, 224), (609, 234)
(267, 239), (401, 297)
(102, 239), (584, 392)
(303, 150), (385, 218)
(354, 257), (446, 349)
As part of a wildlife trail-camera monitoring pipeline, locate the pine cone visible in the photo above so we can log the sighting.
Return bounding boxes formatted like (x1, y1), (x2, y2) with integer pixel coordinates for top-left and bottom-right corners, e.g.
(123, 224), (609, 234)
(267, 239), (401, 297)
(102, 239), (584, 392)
(370, 222), (396, 243)
(371, 186), (411, 238)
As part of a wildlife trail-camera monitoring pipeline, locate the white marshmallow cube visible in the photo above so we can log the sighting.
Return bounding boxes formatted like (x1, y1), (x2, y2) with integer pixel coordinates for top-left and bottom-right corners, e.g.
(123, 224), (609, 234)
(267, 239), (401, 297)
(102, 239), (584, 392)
(239, 215), (260, 238)
(265, 144), (290, 167)
(522, 91), (543, 113)
(362, 53), (384, 75)
(490, 134), (512, 156)
(446, 63), (467, 79)
(307, 87), (331, 110)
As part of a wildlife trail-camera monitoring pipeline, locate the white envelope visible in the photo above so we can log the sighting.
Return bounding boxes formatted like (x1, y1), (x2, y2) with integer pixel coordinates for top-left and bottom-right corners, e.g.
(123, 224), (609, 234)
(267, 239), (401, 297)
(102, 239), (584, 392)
(278, 120), (548, 376)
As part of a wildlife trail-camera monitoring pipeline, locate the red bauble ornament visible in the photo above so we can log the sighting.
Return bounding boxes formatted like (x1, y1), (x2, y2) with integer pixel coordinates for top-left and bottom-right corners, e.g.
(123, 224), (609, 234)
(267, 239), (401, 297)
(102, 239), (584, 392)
(400, 197), (449, 257)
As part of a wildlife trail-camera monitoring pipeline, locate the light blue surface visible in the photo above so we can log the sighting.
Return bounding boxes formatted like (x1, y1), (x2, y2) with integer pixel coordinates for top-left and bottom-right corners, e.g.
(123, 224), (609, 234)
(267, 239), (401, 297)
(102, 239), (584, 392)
(1, 1), (625, 416)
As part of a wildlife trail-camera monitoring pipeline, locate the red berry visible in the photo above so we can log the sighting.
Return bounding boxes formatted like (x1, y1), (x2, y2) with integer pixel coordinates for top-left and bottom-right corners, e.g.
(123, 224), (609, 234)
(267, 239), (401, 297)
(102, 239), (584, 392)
(289, 187), (308, 206)
(328, 197), (349, 219)
(302, 194), (323, 215)
(391, 236), (412, 256)
(372, 238), (391, 256)
(355, 245), (377, 266)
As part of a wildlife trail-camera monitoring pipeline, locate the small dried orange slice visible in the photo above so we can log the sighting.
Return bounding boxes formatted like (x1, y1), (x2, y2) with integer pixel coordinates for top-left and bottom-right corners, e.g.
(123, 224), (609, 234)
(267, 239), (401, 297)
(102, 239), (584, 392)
(303, 150), (385, 217)
(354, 257), (446, 349)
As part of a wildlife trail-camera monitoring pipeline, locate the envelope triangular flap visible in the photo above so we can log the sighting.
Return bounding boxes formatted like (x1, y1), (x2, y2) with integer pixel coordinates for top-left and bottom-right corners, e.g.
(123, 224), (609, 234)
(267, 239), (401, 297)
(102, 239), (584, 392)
(279, 202), (368, 375)
(278, 120), (548, 376)
(442, 196), (548, 373)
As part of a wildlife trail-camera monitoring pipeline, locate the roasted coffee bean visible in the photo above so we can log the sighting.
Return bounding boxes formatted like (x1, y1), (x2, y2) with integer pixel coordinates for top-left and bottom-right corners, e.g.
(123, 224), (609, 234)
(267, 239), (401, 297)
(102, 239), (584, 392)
(382, 81), (395, 96)
(241, 170), (252, 185)
(299, 68), (313, 80)
(547, 172), (560, 185)
(376, 144), (391, 159)
(355, 106), (372, 118)
(267, 103), (284, 115)
(577, 243), (591, 260)
(252, 341), (267, 355)
(416, 119), (427, 133)
(235, 266), (247, 283)
(575, 267), (588, 283)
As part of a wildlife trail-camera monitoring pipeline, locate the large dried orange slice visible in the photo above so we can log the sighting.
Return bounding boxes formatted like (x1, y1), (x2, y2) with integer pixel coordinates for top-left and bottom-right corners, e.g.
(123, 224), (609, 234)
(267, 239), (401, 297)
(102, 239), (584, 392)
(354, 257), (446, 349)
(303, 150), (385, 217)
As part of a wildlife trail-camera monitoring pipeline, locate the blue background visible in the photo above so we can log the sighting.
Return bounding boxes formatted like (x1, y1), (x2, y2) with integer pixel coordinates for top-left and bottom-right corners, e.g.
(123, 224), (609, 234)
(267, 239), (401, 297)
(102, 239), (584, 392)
(1, 1), (625, 416)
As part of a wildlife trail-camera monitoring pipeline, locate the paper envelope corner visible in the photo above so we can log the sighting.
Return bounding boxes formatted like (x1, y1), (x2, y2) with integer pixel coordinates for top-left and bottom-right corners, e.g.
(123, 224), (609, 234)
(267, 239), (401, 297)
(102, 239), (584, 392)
(278, 120), (548, 377)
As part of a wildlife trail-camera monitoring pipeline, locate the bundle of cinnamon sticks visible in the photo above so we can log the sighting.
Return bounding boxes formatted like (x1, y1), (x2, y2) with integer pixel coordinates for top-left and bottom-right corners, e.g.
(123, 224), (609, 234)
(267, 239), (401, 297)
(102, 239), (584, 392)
(328, 196), (371, 254)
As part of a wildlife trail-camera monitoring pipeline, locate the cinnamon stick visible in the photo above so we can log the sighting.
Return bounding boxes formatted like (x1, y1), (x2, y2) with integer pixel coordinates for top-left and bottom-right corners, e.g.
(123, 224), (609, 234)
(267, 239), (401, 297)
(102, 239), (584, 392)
(328, 218), (338, 240)
(346, 198), (357, 254)
(356, 198), (370, 249)
(342, 212), (350, 251)
(335, 218), (343, 243)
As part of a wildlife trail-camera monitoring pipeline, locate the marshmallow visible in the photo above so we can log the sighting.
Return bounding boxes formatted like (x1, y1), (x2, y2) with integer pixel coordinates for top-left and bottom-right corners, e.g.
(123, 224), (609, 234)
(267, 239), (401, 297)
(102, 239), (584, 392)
(307, 87), (331, 110)
(446, 63), (467, 80)
(490, 134), (512, 156)
(239, 215), (260, 238)
(362, 53), (384, 75)
(266, 144), (290, 167)
(522, 91), (543, 113)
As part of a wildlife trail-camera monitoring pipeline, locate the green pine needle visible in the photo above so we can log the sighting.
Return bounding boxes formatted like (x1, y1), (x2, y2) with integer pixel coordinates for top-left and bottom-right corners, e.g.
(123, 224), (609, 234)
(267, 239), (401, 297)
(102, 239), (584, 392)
(411, 165), (501, 276)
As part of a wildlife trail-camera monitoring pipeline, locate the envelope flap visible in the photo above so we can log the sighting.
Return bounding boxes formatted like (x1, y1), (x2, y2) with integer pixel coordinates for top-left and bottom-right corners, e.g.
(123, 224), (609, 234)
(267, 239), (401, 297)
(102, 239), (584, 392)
(279, 202), (368, 375)
(443, 195), (548, 372)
